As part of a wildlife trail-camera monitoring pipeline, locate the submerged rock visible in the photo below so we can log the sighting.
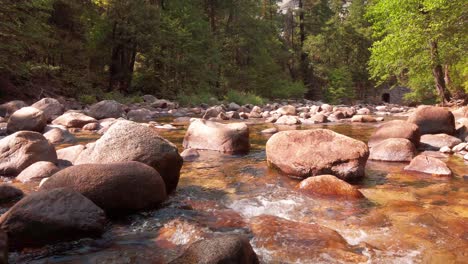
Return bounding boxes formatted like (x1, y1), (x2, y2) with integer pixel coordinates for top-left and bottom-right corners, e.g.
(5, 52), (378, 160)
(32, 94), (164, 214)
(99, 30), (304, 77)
(0, 131), (57, 176)
(266, 129), (369, 180)
(183, 119), (250, 154)
(0, 188), (106, 249)
(7, 107), (47, 134)
(299, 175), (364, 199)
(407, 106), (455, 135)
(404, 155), (452, 177)
(75, 120), (182, 193)
(368, 120), (420, 148)
(41, 161), (167, 214)
(369, 138), (416, 162)
(170, 234), (259, 264)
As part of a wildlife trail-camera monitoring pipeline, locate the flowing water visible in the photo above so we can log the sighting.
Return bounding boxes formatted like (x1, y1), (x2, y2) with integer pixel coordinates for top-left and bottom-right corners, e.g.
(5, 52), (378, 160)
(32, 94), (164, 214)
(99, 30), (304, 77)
(6, 119), (468, 264)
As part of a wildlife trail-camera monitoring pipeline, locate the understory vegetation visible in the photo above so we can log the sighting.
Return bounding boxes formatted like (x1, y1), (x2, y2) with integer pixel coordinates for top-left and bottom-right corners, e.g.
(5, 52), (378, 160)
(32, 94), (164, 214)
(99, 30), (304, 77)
(0, 0), (466, 105)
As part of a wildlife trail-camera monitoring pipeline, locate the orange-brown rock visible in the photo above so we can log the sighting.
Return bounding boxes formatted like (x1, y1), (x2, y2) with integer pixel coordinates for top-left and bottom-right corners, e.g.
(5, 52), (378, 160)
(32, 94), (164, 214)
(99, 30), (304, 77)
(404, 155), (452, 177)
(368, 120), (420, 148)
(369, 138), (416, 162)
(407, 106), (455, 135)
(299, 175), (364, 199)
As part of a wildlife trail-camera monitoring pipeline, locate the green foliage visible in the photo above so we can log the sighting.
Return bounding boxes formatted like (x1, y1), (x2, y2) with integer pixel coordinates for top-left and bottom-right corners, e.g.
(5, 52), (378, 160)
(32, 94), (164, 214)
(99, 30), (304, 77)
(177, 92), (218, 107)
(270, 81), (306, 99)
(324, 68), (355, 104)
(78, 94), (97, 105)
(224, 90), (265, 106)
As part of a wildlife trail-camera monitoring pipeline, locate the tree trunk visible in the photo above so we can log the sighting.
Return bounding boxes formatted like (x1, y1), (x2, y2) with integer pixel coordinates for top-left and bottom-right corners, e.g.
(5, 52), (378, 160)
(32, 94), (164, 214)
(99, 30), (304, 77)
(430, 41), (451, 104)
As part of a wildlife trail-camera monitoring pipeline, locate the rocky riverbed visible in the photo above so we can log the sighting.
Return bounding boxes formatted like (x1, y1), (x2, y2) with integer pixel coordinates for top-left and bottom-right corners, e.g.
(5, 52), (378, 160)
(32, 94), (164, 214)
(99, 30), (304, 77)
(0, 97), (467, 263)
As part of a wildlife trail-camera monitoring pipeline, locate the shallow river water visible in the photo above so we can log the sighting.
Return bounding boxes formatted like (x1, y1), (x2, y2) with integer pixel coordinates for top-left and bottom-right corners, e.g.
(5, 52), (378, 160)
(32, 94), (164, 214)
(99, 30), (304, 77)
(7, 119), (468, 264)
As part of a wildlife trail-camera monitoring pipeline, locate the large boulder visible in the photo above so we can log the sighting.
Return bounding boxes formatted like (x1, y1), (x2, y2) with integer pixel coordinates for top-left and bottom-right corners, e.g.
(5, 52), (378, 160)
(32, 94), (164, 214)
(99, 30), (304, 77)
(75, 120), (182, 193)
(419, 133), (462, 150)
(0, 100), (27, 117)
(87, 100), (125, 119)
(43, 127), (77, 144)
(0, 184), (23, 203)
(0, 188), (106, 249)
(41, 162), (167, 213)
(275, 115), (300, 125)
(407, 106), (455, 135)
(31, 98), (65, 121)
(298, 175), (364, 199)
(52, 112), (97, 128)
(7, 107), (46, 134)
(170, 235), (259, 264)
(404, 155), (452, 177)
(266, 129), (369, 180)
(369, 138), (416, 162)
(183, 119), (250, 154)
(0, 131), (57, 176)
(16, 161), (59, 183)
(368, 120), (421, 148)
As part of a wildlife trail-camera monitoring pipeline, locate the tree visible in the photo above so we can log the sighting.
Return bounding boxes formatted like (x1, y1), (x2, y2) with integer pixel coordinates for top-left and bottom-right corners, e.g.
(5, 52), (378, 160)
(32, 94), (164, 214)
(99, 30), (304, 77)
(367, 0), (467, 104)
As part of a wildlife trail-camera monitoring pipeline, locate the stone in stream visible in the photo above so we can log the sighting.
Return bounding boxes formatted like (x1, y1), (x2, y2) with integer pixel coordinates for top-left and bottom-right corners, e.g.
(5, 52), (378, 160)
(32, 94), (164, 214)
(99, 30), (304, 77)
(0, 100), (27, 117)
(419, 133), (462, 150)
(404, 155), (452, 177)
(0, 188), (106, 249)
(16, 161), (59, 183)
(181, 148), (200, 161)
(43, 127), (77, 144)
(57, 145), (85, 166)
(0, 131), (57, 176)
(275, 115), (300, 125)
(369, 138), (416, 162)
(261, 127), (278, 134)
(368, 120), (421, 148)
(407, 106), (455, 135)
(250, 215), (367, 263)
(266, 129), (369, 180)
(74, 120), (182, 193)
(127, 108), (156, 122)
(277, 105), (296, 116)
(31, 98), (65, 121)
(52, 112), (97, 128)
(87, 100), (125, 119)
(41, 161), (167, 214)
(0, 184), (23, 203)
(350, 115), (376, 123)
(183, 119), (250, 154)
(170, 235), (259, 264)
(299, 175), (364, 199)
(82, 122), (101, 131)
(7, 107), (47, 134)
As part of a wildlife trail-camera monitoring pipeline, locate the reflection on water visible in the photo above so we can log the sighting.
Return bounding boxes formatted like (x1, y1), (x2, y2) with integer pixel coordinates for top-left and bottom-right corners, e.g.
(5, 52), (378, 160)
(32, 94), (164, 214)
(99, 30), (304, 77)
(8, 119), (468, 263)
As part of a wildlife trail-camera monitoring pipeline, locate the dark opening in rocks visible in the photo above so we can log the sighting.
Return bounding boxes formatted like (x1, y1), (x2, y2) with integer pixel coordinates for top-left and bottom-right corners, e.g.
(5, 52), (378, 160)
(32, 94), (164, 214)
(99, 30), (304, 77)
(382, 93), (390, 103)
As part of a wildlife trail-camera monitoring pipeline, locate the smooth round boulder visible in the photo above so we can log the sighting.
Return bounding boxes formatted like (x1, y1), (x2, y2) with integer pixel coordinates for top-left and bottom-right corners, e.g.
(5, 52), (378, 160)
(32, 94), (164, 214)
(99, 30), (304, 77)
(368, 120), (421, 148)
(74, 120), (182, 193)
(127, 108), (156, 122)
(52, 112), (97, 128)
(87, 100), (124, 119)
(407, 106), (455, 135)
(0, 184), (23, 202)
(0, 188), (106, 249)
(277, 105), (296, 116)
(0, 131), (57, 176)
(419, 134), (462, 150)
(275, 115), (300, 125)
(170, 235), (259, 264)
(16, 161), (59, 183)
(31, 98), (64, 121)
(404, 155), (452, 177)
(0, 100), (27, 117)
(43, 127), (77, 144)
(351, 115), (376, 123)
(183, 119), (250, 154)
(266, 129), (369, 180)
(41, 162), (167, 213)
(7, 107), (46, 134)
(369, 138), (416, 162)
(299, 175), (364, 199)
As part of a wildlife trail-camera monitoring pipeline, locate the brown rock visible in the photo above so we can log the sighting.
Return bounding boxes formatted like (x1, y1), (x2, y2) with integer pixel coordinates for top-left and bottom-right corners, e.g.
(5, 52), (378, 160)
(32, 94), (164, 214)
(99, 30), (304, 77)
(368, 120), (421, 148)
(404, 155), (452, 176)
(299, 175), (364, 199)
(16, 161), (59, 183)
(0, 100), (27, 117)
(351, 115), (376, 123)
(170, 235), (259, 264)
(0, 184), (23, 202)
(43, 127), (77, 144)
(87, 100), (125, 119)
(82, 122), (101, 131)
(407, 106), (455, 135)
(57, 145), (85, 165)
(75, 120), (183, 193)
(275, 115), (300, 125)
(0, 131), (57, 176)
(181, 148), (200, 161)
(52, 112), (97, 128)
(7, 107), (47, 134)
(31, 98), (65, 121)
(277, 105), (296, 116)
(41, 162), (167, 213)
(183, 119), (249, 154)
(369, 138), (416, 162)
(0, 188), (106, 249)
(266, 129), (369, 180)
(419, 133), (462, 150)
(0, 230), (7, 264)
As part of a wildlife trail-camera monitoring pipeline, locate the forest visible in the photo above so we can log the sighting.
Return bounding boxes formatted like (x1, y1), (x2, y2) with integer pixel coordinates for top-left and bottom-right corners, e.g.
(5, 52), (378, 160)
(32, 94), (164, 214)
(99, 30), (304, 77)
(0, 0), (466, 105)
